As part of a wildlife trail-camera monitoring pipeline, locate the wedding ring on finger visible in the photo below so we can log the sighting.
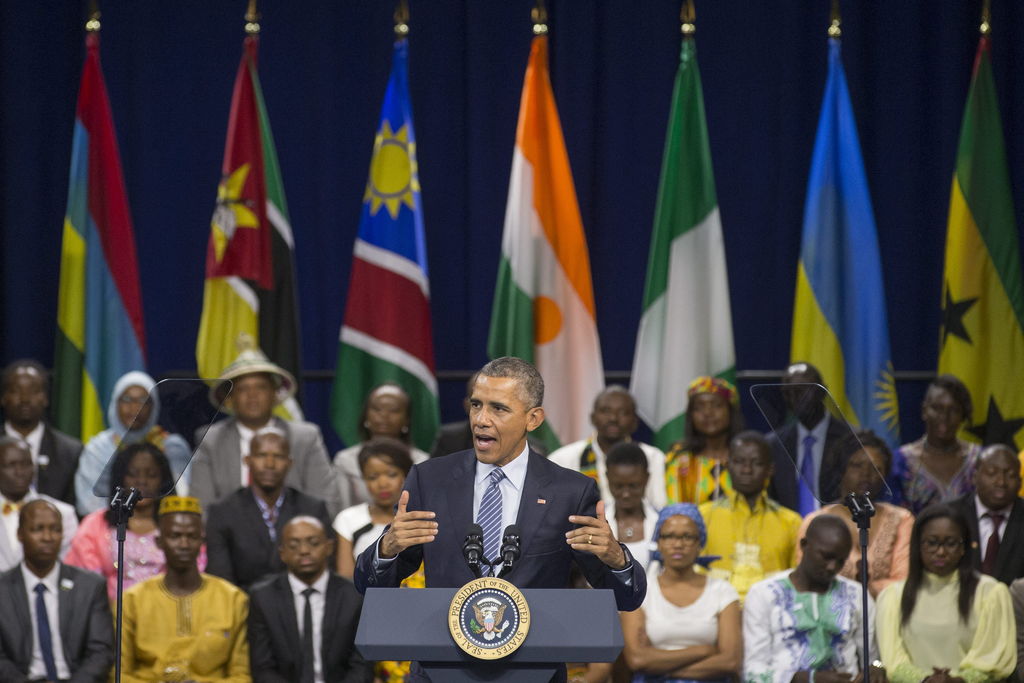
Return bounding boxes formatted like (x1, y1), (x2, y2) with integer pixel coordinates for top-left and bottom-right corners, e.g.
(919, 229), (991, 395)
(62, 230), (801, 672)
(588, 534), (593, 544)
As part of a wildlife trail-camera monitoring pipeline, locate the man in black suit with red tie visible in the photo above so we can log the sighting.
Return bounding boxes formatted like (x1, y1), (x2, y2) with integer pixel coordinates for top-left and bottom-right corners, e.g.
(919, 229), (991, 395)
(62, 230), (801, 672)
(0, 500), (113, 682)
(951, 444), (1024, 585)
(248, 516), (371, 683)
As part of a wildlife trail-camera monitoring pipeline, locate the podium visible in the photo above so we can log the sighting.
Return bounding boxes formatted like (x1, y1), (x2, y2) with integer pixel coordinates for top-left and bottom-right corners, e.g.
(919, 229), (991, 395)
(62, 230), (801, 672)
(355, 587), (624, 682)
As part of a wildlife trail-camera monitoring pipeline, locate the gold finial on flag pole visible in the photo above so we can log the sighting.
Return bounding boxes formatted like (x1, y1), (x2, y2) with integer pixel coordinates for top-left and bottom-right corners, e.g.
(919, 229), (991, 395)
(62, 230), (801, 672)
(828, 0), (841, 38)
(980, 0), (991, 35)
(681, 0), (695, 36)
(532, 0), (549, 35)
(85, 0), (101, 32)
(245, 0), (260, 35)
(394, 0), (410, 37)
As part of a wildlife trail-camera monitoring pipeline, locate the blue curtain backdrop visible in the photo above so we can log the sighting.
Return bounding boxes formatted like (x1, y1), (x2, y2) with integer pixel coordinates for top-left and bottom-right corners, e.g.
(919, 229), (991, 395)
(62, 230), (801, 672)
(2, 1), (1023, 450)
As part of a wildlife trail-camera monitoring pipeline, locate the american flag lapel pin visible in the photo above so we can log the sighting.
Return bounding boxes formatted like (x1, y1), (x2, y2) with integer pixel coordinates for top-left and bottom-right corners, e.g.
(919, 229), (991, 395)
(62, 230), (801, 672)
(537, 498), (546, 505)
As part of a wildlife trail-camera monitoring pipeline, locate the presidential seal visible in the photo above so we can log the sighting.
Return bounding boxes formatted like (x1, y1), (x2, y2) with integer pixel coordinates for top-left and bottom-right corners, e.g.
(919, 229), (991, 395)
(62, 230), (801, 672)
(448, 577), (530, 660)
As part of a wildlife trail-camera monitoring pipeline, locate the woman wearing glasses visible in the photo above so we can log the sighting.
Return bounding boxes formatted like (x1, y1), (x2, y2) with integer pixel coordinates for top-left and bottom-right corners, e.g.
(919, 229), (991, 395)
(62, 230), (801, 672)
(620, 504), (741, 683)
(876, 504), (1015, 683)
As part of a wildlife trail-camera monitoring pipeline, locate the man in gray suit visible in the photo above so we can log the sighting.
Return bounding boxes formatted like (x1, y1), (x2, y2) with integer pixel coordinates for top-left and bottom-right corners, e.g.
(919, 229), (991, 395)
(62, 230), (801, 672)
(190, 342), (342, 517)
(0, 500), (113, 682)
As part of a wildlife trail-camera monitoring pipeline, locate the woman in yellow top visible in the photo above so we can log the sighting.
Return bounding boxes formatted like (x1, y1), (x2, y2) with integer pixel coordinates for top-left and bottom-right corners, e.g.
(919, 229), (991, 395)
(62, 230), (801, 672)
(876, 504), (1015, 683)
(664, 377), (743, 505)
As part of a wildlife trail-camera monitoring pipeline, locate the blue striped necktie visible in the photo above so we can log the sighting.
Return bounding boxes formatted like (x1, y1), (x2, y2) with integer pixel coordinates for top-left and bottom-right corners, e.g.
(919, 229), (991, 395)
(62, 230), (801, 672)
(478, 468), (506, 573)
(798, 434), (817, 515)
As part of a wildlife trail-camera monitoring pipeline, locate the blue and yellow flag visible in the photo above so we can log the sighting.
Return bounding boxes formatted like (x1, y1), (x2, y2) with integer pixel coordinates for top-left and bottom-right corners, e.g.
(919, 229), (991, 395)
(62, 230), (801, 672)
(790, 38), (899, 445)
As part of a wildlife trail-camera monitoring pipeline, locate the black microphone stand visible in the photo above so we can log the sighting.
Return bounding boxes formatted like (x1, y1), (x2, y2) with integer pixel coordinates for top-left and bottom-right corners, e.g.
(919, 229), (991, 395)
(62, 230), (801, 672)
(110, 486), (141, 683)
(844, 492), (875, 681)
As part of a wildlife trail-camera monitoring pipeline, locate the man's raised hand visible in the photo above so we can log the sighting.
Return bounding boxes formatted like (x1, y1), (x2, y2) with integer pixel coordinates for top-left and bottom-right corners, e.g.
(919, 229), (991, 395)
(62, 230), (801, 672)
(379, 490), (438, 559)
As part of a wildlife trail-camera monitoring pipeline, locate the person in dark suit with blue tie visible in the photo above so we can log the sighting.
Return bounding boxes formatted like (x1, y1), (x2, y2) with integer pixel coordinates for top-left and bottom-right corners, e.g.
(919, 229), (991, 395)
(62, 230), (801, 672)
(248, 516), (371, 683)
(354, 357), (646, 613)
(0, 499), (113, 683)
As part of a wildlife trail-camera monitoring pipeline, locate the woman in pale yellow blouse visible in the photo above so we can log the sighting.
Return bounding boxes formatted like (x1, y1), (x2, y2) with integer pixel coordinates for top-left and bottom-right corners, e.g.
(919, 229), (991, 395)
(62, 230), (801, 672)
(876, 504), (1015, 683)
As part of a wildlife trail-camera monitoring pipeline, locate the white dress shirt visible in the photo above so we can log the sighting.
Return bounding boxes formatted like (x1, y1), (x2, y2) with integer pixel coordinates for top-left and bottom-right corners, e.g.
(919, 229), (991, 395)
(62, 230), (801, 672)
(21, 562), (71, 680)
(236, 422), (256, 486)
(4, 421), (44, 466)
(288, 570), (329, 683)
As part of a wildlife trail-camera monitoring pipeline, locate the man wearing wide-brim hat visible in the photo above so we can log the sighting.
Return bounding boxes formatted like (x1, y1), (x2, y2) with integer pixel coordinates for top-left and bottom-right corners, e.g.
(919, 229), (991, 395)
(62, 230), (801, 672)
(189, 335), (343, 517)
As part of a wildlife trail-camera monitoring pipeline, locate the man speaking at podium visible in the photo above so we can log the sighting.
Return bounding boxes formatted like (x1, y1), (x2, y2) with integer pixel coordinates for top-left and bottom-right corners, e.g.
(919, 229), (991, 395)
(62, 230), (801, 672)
(354, 357), (646, 613)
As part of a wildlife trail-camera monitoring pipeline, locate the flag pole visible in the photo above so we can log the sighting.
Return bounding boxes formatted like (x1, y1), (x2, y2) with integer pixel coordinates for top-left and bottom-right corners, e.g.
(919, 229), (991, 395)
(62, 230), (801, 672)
(532, 0), (548, 35)
(395, 0), (409, 36)
(979, 0), (991, 35)
(86, 0), (100, 31)
(828, 0), (841, 38)
(245, 0), (260, 34)
(681, 0), (695, 35)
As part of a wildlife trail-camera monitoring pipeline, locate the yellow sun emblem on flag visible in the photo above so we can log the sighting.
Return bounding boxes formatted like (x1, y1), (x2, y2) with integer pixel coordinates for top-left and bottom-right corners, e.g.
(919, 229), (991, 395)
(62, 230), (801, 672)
(873, 361), (900, 432)
(211, 164), (259, 263)
(364, 121), (419, 220)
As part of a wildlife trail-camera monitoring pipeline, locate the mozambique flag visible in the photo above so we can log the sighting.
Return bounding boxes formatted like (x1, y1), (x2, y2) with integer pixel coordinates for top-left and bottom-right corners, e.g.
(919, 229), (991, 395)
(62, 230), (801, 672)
(630, 32), (735, 450)
(938, 34), (1024, 449)
(54, 30), (146, 442)
(487, 35), (603, 451)
(196, 33), (302, 416)
(790, 37), (900, 445)
(330, 39), (439, 451)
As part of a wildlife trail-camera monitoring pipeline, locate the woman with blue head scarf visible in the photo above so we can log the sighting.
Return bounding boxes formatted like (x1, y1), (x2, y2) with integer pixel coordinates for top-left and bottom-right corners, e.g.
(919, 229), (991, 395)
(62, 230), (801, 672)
(620, 503), (742, 683)
(73, 371), (192, 516)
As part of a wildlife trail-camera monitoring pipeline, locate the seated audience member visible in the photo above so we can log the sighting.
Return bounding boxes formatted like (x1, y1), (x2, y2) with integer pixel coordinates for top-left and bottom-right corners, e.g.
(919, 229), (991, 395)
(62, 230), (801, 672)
(66, 442), (206, 600)
(664, 377), (743, 505)
(0, 500), (113, 682)
(549, 386), (666, 509)
(121, 496), (249, 682)
(0, 437), (77, 572)
(797, 430), (912, 597)
(2, 360), (81, 507)
(206, 430), (332, 592)
(1010, 577), (1024, 683)
(333, 437), (413, 578)
(700, 431), (801, 600)
(190, 339), (342, 516)
(621, 503), (741, 683)
(876, 504), (1015, 683)
(604, 442), (659, 569)
(743, 514), (879, 683)
(333, 383), (429, 512)
(249, 516), (372, 682)
(332, 438), (421, 682)
(890, 375), (979, 514)
(74, 371), (192, 516)
(429, 373), (548, 459)
(950, 444), (1024, 584)
(766, 363), (847, 515)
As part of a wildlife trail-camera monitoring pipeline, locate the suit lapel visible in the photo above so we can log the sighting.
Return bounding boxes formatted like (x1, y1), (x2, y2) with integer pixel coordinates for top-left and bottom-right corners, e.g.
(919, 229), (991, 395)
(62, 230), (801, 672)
(240, 492), (276, 555)
(515, 452), (552, 557)
(221, 422), (242, 492)
(277, 575), (302, 654)
(57, 565), (74, 663)
(442, 452), (476, 542)
(322, 575), (340, 655)
(7, 569), (33, 666)
(37, 427), (57, 490)
(995, 499), (1024, 576)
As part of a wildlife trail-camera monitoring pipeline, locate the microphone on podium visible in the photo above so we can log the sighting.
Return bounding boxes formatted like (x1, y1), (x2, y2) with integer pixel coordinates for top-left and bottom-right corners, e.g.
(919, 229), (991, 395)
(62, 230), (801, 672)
(497, 524), (521, 578)
(462, 523), (484, 578)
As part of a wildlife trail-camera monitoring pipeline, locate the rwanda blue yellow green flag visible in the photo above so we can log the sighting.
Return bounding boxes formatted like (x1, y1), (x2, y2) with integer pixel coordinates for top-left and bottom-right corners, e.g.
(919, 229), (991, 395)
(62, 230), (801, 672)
(790, 37), (899, 445)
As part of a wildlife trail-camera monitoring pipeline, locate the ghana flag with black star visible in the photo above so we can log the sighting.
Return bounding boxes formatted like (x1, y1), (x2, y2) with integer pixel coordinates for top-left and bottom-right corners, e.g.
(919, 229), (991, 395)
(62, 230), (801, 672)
(938, 33), (1024, 449)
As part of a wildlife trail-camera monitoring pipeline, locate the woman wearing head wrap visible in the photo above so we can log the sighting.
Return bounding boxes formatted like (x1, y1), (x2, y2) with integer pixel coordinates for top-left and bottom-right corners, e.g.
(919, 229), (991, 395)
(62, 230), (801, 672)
(73, 371), (192, 516)
(663, 377), (744, 505)
(620, 504), (741, 683)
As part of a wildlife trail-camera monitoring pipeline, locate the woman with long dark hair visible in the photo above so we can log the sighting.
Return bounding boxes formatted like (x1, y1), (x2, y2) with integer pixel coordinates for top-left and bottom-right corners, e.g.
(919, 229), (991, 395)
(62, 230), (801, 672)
(66, 442), (207, 599)
(663, 378), (744, 505)
(876, 504), (1014, 683)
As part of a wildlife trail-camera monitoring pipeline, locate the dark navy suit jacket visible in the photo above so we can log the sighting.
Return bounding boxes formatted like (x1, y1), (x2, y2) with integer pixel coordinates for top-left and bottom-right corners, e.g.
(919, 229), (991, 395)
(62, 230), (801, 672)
(354, 448), (646, 612)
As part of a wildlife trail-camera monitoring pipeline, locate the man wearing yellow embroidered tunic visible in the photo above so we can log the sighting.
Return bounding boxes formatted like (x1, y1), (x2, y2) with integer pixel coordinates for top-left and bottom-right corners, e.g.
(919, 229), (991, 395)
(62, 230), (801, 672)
(700, 431), (801, 600)
(547, 386), (666, 508)
(120, 496), (250, 682)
